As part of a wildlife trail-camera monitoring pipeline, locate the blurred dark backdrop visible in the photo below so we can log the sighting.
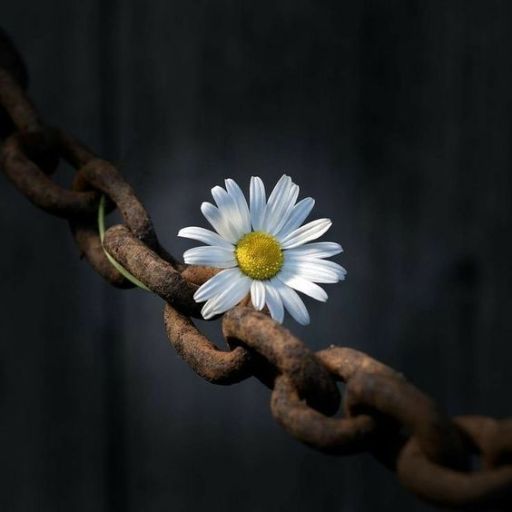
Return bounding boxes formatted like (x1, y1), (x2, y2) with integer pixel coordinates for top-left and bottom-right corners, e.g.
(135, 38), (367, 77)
(1, 1), (511, 511)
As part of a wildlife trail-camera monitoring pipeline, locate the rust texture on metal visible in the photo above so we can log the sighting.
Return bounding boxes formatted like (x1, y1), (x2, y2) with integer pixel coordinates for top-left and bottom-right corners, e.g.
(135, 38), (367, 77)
(0, 32), (511, 511)
(164, 304), (253, 385)
(104, 224), (202, 316)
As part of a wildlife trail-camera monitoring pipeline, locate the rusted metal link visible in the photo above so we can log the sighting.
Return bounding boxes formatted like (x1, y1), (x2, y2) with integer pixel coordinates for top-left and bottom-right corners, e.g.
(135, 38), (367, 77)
(0, 29), (32, 138)
(397, 416), (512, 510)
(316, 346), (399, 380)
(0, 66), (38, 134)
(271, 374), (375, 454)
(180, 265), (218, 286)
(345, 371), (469, 471)
(64, 136), (130, 287)
(453, 417), (512, 470)
(70, 215), (132, 288)
(164, 304), (252, 384)
(270, 347), (398, 455)
(483, 419), (512, 468)
(0, 130), (99, 216)
(223, 306), (340, 416)
(79, 158), (158, 247)
(103, 224), (202, 316)
(59, 131), (185, 284)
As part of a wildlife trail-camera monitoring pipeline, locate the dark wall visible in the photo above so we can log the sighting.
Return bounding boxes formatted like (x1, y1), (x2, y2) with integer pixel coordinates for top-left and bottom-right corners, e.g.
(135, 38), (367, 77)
(1, 1), (511, 511)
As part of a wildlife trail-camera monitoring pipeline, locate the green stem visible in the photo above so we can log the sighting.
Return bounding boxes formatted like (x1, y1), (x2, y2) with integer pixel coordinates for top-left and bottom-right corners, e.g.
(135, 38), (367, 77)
(98, 195), (150, 291)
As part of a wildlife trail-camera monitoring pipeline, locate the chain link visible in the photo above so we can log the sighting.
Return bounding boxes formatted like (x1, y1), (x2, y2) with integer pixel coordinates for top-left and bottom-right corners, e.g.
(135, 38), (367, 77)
(1, 30), (511, 511)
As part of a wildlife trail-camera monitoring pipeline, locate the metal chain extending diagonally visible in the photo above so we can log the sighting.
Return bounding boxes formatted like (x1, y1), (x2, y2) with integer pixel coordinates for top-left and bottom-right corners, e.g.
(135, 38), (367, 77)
(0, 30), (511, 511)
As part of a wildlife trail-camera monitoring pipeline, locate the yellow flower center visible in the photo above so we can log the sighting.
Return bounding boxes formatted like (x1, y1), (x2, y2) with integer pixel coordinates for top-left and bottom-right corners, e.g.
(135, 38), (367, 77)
(235, 231), (284, 280)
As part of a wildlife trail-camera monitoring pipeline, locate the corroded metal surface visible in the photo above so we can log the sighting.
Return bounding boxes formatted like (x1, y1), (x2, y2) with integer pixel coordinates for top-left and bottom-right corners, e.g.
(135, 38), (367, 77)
(223, 307), (340, 415)
(104, 224), (201, 316)
(1, 32), (511, 511)
(397, 416), (512, 509)
(164, 304), (253, 384)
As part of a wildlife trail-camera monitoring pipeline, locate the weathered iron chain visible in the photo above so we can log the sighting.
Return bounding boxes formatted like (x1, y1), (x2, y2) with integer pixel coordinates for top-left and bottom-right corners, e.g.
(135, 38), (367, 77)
(0, 31), (511, 511)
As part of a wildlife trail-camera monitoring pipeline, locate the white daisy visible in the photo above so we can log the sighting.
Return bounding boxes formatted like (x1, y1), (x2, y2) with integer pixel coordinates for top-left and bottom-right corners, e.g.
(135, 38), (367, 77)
(178, 175), (346, 325)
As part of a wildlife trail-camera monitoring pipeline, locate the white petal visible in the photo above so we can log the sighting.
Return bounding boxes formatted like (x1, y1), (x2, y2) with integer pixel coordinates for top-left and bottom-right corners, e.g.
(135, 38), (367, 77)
(194, 268), (242, 302)
(283, 259), (343, 283)
(284, 254), (347, 278)
(276, 197), (315, 239)
(305, 258), (347, 279)
(201, 202), (239, 243)
(266, 181), (300, 235)
(278, 285), (310, 325)
(285, 241), (342, 258)
(250, 176), (266, 231)
(280, 218), (332, 249)
(178, 226), (233, 249)
(277, 271), (328, 302)
(225, 178), (251, 234)
(211, 186), (246, 240)
(183, 246), (236, 268)
(201, 274), (251, 319)
(263, 175), (294, 233)
(250, 280), (266, 310)
(264, 281), (285, 323)
(325, 260), (347, 278)
(266, 175), (290, 208)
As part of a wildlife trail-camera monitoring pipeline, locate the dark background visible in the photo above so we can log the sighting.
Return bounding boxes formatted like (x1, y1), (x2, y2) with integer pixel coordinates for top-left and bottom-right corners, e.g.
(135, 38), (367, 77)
(1, 1), (511, 511)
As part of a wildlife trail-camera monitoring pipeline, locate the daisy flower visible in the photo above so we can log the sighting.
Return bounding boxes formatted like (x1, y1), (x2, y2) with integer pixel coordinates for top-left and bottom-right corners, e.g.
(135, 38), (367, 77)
(178, 175), (346, 325)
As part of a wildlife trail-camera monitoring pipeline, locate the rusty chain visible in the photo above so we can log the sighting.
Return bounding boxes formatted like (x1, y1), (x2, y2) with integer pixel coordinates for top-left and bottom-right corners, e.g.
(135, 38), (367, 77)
(1, 30), (511, 510)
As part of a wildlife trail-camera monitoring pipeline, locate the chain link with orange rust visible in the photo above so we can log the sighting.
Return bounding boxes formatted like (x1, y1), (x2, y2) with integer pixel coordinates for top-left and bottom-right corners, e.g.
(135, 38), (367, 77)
(0, 30), (511, 511)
